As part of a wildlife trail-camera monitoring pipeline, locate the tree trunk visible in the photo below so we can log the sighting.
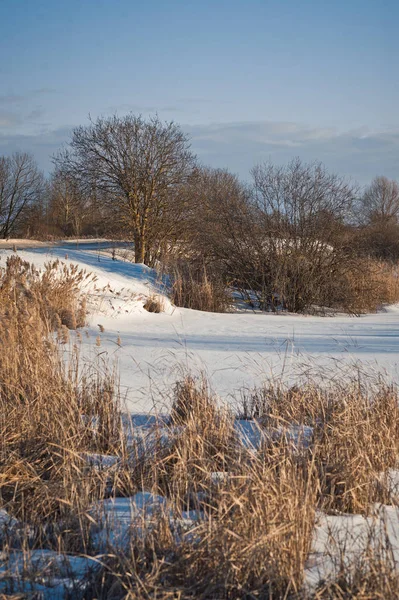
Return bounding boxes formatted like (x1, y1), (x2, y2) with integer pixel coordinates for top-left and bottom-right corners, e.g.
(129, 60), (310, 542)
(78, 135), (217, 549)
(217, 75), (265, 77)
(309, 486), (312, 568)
(134, 232), (146, 263)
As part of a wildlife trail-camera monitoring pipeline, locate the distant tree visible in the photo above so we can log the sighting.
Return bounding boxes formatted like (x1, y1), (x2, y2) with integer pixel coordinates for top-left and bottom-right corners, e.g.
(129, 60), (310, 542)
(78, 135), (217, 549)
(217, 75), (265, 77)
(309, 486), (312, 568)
(48, 168), (91, 237)
(179, 166), (255, 269)
(353, 176), (399, 260)
(251, 158), (355, 246)
(16, 180), (51, 239)
(359, 176), (399, 226)
(55, 114), (196, 263)
(0, 153), (44, 239)
(249, 158), (358, 312)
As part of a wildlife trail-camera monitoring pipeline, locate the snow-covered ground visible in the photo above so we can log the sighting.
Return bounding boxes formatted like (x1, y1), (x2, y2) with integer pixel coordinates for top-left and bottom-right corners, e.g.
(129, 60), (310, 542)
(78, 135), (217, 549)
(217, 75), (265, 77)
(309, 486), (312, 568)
(2, 243), (399, 413)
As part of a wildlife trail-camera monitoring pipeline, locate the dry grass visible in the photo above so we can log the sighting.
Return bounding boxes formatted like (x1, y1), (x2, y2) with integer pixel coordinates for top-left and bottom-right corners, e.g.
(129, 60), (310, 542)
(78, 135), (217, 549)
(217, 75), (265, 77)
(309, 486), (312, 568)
(240, 380), (399, 514)
(170, 262), (231, 312)
(0, 255), (92, 330)
(99, 376), (317, 599)
(0, 256), (123, 554)
(143, 294), (165, 313)
(1, 257), (399, 596)
(341, 259), (399, 314)
(314, 386), (399, 514)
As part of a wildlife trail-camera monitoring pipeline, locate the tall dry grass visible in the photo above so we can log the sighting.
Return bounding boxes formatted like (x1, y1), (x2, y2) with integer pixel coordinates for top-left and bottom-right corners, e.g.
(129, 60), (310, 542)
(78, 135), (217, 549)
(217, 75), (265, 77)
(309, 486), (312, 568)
(1, 255), (399, 597)
(99, 376), (317, 599)
(340, 258), (399, 314)
(240, 380), (399, 514)
(0, 255), (123, 554)
(0, 255), (92, 330)
(170, 261), (231, 312)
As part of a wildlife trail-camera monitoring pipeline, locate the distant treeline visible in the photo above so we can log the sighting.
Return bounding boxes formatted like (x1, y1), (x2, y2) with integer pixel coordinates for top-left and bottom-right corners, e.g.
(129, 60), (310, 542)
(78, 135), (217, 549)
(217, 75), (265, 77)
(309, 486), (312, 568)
(2, 114), (399, 313)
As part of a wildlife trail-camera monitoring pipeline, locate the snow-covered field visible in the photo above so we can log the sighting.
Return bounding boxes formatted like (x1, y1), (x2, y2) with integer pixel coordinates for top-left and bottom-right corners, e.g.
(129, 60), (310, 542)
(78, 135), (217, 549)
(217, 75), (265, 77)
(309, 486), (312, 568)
(2, 243), (399, 413)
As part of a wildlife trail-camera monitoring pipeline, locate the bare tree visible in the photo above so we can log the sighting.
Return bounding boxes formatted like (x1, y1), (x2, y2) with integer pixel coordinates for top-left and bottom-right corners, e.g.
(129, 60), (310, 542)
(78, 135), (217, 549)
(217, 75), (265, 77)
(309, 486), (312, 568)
(0, 153), (44, 239)
(55, 114), (196, 263)
(167, 166), (264, 309)
(251, 158), (355, 246)
(249, 159), (358, 312)
(354, 176), (399, 260)
(48, 168), (91, 237)
(180, 166), (256, 271)
(359, 176), (399, 225)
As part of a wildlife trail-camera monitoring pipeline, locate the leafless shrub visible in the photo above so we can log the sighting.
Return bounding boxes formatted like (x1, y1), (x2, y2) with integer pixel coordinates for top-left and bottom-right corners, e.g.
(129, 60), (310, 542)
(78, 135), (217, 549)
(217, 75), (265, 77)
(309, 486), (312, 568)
(175, 162), (395, 315)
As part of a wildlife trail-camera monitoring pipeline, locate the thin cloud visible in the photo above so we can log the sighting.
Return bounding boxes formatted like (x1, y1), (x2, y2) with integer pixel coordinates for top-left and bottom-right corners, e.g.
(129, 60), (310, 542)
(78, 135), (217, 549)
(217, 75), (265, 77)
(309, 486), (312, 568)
(0, 107), (46, 130)
(105, 103), (185, 115)
(0, 88), (56, 106)
(0, 120), (398, 185)
(0, 111), (21, 128)
(186, 121), (399, 185)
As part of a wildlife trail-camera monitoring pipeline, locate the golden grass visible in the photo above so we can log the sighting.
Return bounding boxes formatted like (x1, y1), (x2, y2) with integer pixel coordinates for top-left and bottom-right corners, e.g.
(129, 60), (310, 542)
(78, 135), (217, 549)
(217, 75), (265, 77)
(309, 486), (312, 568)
(170, 262), (231, 312)
(241, 380), (399, 514)
(143, 294), (165, 313)
(0, 256), (123, 554)
(1, 256), (399, 597)
(342, 258), (399, 314)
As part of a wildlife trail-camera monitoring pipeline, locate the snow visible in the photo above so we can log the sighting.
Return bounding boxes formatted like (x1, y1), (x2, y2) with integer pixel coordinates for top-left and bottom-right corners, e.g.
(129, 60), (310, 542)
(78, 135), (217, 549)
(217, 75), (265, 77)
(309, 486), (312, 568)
(2, 243), (399, 413)
(235, 419), (313, 450)
(91, 492), (168, 551)
(0, 510), (19, 545)
(91, 493), (201, 552)
(306, 505), (399, 589)
(0, 549), (99, 599)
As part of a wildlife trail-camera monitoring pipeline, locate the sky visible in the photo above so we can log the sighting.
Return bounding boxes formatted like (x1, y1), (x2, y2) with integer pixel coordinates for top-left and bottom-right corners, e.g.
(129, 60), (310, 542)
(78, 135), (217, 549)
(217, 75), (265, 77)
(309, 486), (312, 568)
(0, 0), (398, 186)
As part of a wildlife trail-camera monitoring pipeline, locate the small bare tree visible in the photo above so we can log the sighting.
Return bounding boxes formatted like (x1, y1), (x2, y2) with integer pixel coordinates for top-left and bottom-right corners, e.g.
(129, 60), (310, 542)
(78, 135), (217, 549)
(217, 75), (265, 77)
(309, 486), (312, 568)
(250, 158), (358, 312)
(0, 153), (44, 239)
(167, 166), (260, 309)
(359, 176), (399, 225)
(355, 176), (399, 260)
(55, 114), (195, 263)
(251, 158), (355, 246)
(48, 168), (91, 237)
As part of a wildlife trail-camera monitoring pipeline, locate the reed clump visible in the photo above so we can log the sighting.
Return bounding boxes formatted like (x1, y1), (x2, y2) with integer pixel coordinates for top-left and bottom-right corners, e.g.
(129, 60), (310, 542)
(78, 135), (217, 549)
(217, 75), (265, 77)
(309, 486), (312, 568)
(0, 256), (123, 553)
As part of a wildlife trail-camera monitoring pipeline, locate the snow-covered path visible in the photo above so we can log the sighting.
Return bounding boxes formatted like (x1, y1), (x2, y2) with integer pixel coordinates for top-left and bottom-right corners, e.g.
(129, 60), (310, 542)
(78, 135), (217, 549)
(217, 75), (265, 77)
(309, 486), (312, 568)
(3, 245), (399, 412)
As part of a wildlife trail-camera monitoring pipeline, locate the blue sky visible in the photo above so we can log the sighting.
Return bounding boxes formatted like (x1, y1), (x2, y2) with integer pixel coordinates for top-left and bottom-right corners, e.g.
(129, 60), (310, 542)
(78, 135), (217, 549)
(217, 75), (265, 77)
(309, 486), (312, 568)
(0, 0), (398, 185)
